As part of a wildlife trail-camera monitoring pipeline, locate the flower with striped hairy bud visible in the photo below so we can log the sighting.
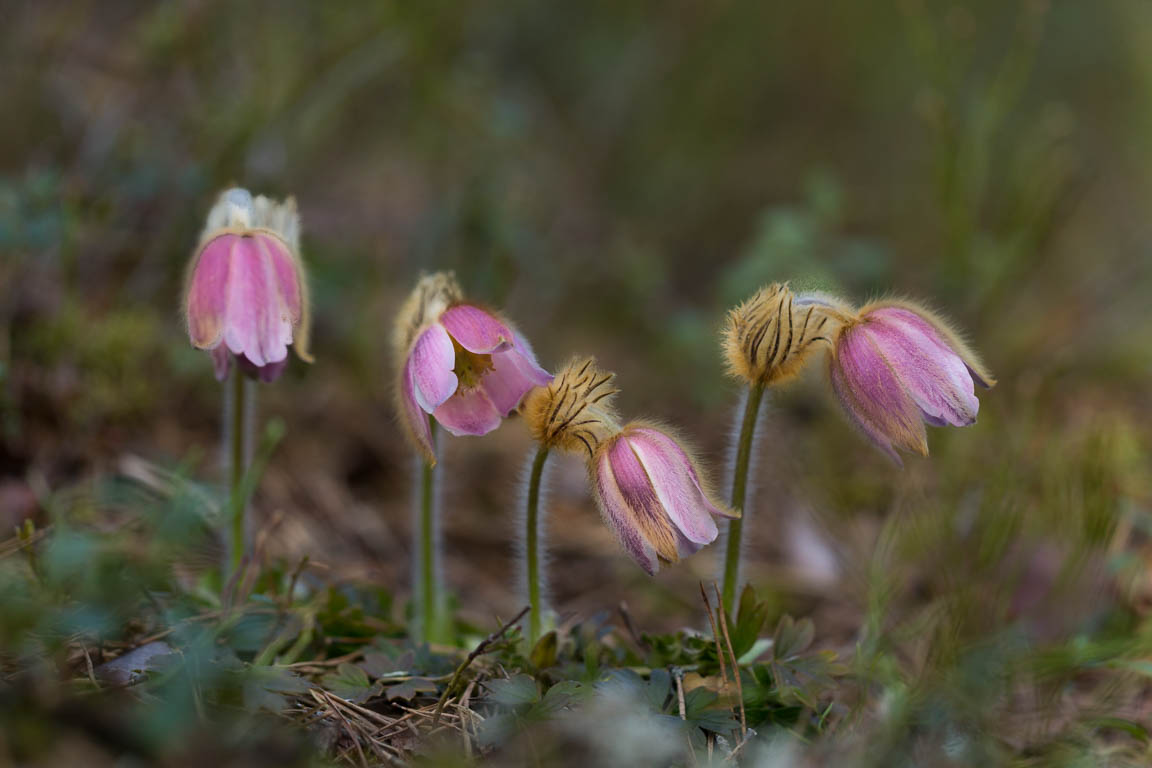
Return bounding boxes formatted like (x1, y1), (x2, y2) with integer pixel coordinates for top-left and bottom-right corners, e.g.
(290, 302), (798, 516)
(185, 187), (312, 383)
(521, 356), (623, 459)
(592, 423), (737, 575)
(829, 300), (996, 463)
(723, 282), (852, 387)
(394, 272), (551, 463)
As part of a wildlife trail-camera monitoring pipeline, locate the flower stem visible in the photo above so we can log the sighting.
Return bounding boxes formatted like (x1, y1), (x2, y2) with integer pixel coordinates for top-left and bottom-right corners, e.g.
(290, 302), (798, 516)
(721, 382), (765, 612)
(417, 418), (439, 643)
(525, 445), (550, 646)
(228, 369), (248, 576)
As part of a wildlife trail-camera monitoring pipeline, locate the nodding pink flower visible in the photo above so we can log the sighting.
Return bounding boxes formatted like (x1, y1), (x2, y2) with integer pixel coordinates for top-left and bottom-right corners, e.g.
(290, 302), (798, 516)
(591, 423), (736, 575)
(185, 188), (312, 383)
(395, 274), (551, 463)
(829, 301), (995, 463)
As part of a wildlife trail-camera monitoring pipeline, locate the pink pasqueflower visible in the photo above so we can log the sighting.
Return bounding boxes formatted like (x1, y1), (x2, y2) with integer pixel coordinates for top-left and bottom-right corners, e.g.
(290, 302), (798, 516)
(184, 188), (312, 383)
(591, 423), (736, 575)
(396, 275), (551, 462)
(829, 301), (995, 462)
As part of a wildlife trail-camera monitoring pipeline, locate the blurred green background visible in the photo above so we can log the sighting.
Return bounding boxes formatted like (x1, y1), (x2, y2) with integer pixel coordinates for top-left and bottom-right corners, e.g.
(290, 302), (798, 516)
(2, 1), (1151, 763)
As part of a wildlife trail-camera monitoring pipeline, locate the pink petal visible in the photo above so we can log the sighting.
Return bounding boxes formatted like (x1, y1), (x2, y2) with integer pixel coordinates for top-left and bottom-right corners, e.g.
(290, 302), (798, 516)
(830, 359), (900, 464)
(259, 232), (302, 326)
(187, 235), (232, 349)
(238, 354), (288, 383)
(602, 435), (682, 565)
(593, 447), (660, 575)
(625, 428), (722, 545)
(432, 387), (503, 436)
(222, 236), (278, 367)
(865, 309), (979, 426)
(408, 324), (458, 413)
(211, 345), (231, 382)
(483, 345), (553, 414)
(439, 304), (514, 354)
(832, 324), (926, 461)
(400, 359), (435, 460)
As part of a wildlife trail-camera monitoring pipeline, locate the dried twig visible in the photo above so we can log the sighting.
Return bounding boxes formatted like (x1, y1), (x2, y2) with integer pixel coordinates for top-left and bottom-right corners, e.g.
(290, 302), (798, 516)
(673, 667), (699, 768)
(312, 689), (368, 768)
(81, 645), (99, 688)
(700, 583), (731, 695)
(431, 605), (530, 727)
(459, 680), (477, 759)
(712, 584), (746, 737)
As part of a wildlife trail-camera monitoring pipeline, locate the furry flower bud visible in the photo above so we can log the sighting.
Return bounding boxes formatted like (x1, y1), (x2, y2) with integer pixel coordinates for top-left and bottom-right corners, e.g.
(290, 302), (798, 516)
(521, 357), (622, 459)
(394, 272), (552, 463)
(184, 187), (312, 382)
(723, 283), (851, 386)
(829, 300), (995, 462)
(591, 423), (736, 575)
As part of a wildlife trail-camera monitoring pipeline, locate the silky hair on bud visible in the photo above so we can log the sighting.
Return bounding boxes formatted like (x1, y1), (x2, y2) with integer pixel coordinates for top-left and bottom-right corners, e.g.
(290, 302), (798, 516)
(723, 282), (853, 387)
(390, 271), (464, 365)
(521, 356), (622, 458)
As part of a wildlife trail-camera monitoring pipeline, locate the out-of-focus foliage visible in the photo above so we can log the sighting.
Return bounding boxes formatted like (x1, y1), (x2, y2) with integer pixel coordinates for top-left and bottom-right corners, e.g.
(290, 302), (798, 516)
(2, 0), (1152, 765)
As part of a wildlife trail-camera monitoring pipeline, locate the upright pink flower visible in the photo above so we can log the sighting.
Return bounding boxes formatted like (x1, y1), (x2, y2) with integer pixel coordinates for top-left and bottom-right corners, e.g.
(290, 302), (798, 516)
(591, 423), (736, 575)
(394, 272), (551, 463)
(829, 300), (995, 462)
(184, 188), (312, 383)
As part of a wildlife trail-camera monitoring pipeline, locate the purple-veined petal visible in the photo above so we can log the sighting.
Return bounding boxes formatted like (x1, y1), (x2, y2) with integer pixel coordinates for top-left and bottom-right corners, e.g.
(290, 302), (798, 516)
(187, 235), (232, 349)
(433, 387), (503, 436)
(408, 324), (458, 413)
(624, 427), (722, 545)
(601, 435), (680, 564)
(483, 345), (554, 414)
(400, 359), (435, 461)
(439, 304), (514, 354)
(864, 310), (979, 427)
(832, 324), (927, 460)
(592, 447), (660, 575)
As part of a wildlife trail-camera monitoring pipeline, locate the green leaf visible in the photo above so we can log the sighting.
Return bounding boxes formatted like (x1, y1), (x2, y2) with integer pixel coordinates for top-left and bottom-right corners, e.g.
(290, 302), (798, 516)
(539, 681), (585, 713)
(772, 615), (814, 660)
(361, 649), (415, 678)
(529, 630), (559, 669)
(485, 674), (540, 707)
(644, 668), (672, 712)
(738, 637), (773, 665)
(731, 591), (769, 658)
(737, 584), (759, 627)
(242, 666), (310, 712)
(385, 677), (438, 702)
(321, 662), (382, 703)
(682, 685), (718, 716)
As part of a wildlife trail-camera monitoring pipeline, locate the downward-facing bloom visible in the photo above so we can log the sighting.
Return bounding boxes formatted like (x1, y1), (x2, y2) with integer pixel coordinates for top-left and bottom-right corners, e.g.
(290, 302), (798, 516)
(394, 272), (551, 463)
(591, 423), (736, 575)
(829, 300), (995, 462)
(184, 188), (312, 382)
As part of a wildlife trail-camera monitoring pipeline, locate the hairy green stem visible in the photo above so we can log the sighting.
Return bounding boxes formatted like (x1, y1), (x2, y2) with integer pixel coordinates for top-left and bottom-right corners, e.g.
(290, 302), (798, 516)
(721, 382), (765, 612)
(418, 418), (439, 643)
(525, 446), (550, 646)
(229, 369), (248, 576)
